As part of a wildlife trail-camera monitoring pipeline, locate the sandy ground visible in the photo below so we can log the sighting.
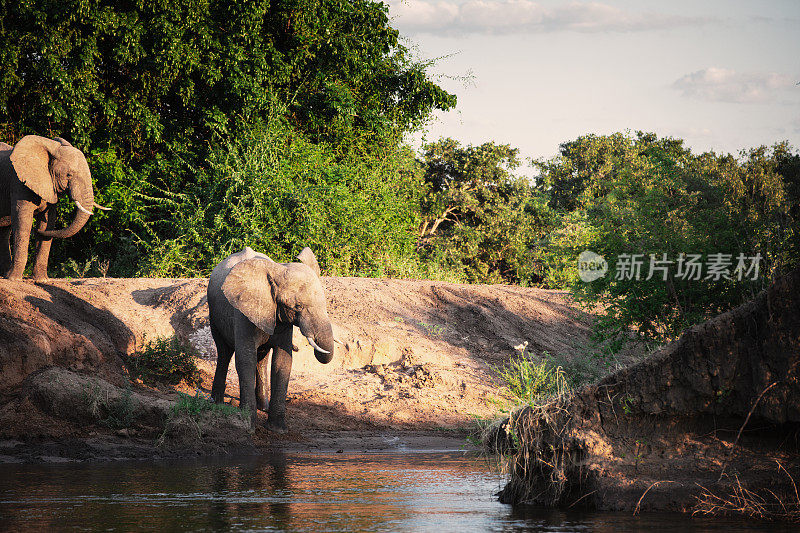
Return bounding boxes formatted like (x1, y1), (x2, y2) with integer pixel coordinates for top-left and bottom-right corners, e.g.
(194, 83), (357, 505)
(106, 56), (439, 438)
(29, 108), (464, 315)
(0, 275), (596, 460)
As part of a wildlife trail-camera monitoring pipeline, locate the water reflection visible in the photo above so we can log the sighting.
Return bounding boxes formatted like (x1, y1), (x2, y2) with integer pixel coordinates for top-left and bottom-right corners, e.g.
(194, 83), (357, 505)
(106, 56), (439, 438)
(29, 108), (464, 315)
(0, 452), (792, 532)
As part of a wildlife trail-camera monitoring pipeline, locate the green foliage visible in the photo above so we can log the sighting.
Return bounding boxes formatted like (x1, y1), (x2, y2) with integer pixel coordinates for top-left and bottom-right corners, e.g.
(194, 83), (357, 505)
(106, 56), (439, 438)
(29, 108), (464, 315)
(536, 132), (800, 345)
(0, 0), (455, 278)
(0, 0), (455, 154)
(127, 336), (202, 387)
(417, 138), (557, 284)
(172, 390), (244, 419)
(125, 116), (427, 277)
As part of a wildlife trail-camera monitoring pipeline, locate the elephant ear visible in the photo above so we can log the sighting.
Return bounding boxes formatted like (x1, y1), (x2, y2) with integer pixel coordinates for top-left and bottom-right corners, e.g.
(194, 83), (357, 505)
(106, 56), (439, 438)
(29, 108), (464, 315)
(221, 258), (281, 334)
(9, 135), (60, 204)
(52, 137), (73, 147)
(296, 247), (321, 277)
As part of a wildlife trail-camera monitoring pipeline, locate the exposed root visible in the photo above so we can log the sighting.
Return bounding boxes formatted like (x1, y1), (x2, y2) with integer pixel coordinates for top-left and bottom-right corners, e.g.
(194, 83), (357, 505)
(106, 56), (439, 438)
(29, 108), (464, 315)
(718, 381), (778, 481)
(485, 395), (585, 506)
(694, 464), (800, 523)
(634, 481), (675, 515)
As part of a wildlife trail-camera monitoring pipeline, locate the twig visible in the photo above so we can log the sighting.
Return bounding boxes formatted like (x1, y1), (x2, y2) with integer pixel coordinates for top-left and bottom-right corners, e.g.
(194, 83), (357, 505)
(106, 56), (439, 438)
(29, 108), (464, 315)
(718, 381), (777, 481)
(776, 460), (800, 503)
(568, 490), (597, 508)
(634, 480), (675, 515)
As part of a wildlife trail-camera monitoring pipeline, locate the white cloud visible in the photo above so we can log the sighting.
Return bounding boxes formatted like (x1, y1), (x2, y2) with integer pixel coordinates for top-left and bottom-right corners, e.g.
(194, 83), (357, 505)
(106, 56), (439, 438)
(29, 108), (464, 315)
(388, 0), (712, 35)
(673, 67), (794, 104)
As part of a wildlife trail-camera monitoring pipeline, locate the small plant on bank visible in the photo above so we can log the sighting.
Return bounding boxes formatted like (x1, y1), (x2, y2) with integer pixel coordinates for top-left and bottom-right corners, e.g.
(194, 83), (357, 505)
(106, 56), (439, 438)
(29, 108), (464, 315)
(127, 336), (202, 387)
(80, 381), (137, 429)
(172, 390), (246, 420)
(495, 349), (570, 407)
(101, 387), (137, 429)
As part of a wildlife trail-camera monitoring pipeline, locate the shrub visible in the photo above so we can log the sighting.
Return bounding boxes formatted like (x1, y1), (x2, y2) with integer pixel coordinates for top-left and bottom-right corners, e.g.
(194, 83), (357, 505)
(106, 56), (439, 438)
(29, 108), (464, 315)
(127, 336), (202, 387)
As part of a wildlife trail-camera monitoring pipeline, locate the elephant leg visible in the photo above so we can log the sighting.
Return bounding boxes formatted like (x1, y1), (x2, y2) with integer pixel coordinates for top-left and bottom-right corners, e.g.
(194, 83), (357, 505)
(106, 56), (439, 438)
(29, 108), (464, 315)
(267, 327), (293, 433)
(6, 200), (35, 280)
(0, 225), (11, 275)
(233, 321), (259, 430)
(32, 208), (54, 281)
(255, 345), (272, 412)
(210, 322), (233, 404)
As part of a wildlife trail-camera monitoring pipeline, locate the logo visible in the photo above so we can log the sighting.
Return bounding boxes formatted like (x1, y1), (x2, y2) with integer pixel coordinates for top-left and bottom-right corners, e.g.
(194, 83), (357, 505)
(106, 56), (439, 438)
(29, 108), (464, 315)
(577, 250), (608, 282)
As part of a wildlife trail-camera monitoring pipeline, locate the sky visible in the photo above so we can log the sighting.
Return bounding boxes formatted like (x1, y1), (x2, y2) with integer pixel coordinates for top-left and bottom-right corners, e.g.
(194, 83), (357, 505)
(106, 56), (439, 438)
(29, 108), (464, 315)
(387, 0), (800, 163)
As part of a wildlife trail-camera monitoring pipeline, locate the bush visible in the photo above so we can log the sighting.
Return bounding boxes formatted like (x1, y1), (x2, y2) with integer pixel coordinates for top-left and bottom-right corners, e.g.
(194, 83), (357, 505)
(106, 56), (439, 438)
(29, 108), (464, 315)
(417, 138), (557, 284)
(128, 116), (428, 277)
(0, 0), (455, 279)
(127, 337), (202, 387)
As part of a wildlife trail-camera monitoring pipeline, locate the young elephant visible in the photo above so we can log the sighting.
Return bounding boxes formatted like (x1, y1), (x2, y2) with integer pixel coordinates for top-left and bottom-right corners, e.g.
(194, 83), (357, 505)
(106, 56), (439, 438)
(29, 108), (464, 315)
(208, 247), (334, 432)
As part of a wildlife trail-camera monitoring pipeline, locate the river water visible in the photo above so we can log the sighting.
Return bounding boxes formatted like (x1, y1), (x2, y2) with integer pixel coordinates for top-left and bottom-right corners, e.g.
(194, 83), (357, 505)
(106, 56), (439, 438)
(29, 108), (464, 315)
(0, 452), (789, 531)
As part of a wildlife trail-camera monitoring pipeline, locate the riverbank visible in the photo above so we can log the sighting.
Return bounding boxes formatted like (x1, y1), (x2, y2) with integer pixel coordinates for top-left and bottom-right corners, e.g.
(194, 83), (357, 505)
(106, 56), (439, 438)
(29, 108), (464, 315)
(488, 267), (800, 520)
(0, 276), (593, 462)
(3, 272), (798, 521)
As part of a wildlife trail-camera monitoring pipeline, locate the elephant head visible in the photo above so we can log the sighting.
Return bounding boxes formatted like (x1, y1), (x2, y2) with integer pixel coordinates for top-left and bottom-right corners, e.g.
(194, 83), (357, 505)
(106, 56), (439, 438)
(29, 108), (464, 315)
(221, 247), (334, 364)
(9, 135), (107, 238)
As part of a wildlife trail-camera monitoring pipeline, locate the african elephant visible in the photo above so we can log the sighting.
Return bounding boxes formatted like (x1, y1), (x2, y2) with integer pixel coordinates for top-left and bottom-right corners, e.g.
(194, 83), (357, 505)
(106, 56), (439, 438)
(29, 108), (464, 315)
(0, 135), (109, 280)
(208, 246), (334, 432)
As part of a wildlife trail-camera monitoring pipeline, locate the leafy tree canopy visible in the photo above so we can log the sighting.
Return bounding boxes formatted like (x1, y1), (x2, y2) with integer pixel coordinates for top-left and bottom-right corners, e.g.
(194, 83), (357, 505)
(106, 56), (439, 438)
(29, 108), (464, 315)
(0, 0), (456, 158)
(535, 132), (800, 344)
(417, 138), (556, 284)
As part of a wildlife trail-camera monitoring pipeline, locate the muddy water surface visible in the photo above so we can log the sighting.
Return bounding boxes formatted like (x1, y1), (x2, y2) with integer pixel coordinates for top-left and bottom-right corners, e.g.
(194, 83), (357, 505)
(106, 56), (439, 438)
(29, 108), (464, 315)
(0, 452), (790, 531)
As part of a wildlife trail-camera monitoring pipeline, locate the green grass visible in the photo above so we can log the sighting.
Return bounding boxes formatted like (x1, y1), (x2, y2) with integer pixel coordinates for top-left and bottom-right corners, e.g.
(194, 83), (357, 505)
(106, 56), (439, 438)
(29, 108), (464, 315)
(172, 390), (246, 419)
(495, 352), (570, 407)
(127, 336), (202, 387)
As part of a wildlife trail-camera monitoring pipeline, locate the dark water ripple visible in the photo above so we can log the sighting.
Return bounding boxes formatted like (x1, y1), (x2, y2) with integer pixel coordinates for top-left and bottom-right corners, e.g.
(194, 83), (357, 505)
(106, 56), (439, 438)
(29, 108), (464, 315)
(0, 452), (790, 532)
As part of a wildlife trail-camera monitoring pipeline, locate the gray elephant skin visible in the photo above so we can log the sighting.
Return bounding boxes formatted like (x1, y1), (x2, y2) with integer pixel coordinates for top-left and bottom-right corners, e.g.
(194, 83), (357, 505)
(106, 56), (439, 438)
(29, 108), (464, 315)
(208, 247), (334, 432)
(0, 135), (108, 280)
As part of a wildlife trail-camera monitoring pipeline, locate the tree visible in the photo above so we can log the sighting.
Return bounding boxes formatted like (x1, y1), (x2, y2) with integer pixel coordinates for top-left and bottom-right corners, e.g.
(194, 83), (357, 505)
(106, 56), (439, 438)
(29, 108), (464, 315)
(0, 0), (456, 276)
(0, 0), (456, 157)
(418, 138), (555, 284)
(536, 132), (800, 344)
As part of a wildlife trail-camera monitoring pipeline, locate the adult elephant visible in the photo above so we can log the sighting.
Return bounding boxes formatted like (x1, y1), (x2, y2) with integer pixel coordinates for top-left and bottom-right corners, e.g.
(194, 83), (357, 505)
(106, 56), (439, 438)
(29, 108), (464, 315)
(0, 135), (109, 280)
(208, 246), (334, 432)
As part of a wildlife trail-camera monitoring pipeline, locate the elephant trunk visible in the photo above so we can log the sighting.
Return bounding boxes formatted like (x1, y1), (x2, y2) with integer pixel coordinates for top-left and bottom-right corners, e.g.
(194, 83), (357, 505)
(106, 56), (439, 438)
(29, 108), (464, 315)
(299, 317), (334, 364)
(38, 175), (94, 238)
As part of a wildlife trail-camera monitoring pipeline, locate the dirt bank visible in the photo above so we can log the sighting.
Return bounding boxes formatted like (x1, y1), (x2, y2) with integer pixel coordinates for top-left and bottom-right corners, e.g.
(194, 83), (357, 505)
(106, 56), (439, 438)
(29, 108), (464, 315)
(491, 267), (800, 520)
(0, 276), (593, 461)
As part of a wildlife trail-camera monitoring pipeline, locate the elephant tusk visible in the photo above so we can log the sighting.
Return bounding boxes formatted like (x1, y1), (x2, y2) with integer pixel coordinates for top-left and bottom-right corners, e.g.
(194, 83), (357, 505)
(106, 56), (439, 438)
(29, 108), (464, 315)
(334, 337), (345, 345)
(306, 336), (330, 354)
(93, 202), (112, 211)
(74, 200), (93, 215)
